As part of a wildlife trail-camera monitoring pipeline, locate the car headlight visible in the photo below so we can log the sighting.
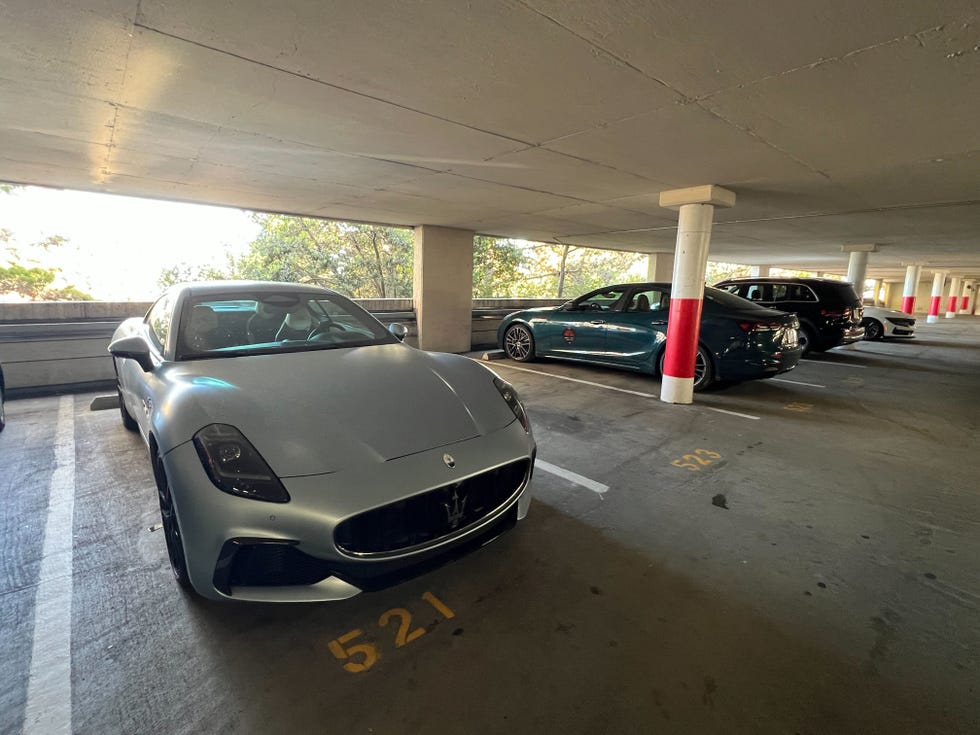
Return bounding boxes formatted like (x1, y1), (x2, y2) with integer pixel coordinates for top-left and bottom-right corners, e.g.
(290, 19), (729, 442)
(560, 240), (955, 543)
(493, 377), (530, 433)
(193, 424), (290, 503)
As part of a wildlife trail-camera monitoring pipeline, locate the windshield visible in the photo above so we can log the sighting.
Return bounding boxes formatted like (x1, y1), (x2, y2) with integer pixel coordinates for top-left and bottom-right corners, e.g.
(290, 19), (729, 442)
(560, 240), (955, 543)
(175, 291), (397, 360)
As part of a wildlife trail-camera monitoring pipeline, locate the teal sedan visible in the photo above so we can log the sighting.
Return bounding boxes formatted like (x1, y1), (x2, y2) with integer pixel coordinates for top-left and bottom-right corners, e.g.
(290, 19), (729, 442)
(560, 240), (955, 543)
(497, 282), (802, 391)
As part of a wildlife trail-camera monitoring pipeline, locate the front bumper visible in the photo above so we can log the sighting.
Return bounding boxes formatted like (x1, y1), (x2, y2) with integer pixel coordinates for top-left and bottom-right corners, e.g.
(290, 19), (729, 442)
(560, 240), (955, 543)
(884, 319), (916, 338)
(163, 420), (535, 602)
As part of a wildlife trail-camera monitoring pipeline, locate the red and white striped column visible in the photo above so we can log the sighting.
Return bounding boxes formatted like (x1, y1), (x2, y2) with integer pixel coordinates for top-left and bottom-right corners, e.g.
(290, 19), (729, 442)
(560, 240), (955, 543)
(926, 272), (946, 324)
(658, 185), (735, 404)
(901, 265), (921, 314)
(960, 281), (974, 314)
(945, 277), (961, 319)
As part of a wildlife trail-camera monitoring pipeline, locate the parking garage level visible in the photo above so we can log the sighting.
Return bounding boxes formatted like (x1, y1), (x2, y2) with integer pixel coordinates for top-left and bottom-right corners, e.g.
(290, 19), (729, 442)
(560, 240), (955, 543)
(2, 318), (979, 734)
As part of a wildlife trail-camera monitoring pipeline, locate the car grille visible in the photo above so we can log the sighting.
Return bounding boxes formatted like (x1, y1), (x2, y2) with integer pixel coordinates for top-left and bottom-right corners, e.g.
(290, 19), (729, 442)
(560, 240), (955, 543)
(886, 317), (915, 327)
(334, 459), (531, 556)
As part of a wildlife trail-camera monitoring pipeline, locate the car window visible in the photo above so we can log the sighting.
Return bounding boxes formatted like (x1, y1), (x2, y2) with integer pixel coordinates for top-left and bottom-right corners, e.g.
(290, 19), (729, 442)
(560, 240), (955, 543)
(744, 283), (772, 302)
(625, 288), (669, 312)
(773, 283), (817, 302)
(703, 286), (769, 309)
(717, 284), (741, 295)
(574, 287), (628, 312)
(176, 291), (396, 360)
(146, 293), (174, 352)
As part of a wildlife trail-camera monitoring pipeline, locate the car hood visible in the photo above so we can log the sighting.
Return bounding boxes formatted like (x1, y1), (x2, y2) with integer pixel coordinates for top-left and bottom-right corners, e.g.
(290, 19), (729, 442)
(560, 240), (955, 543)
(155, 344), (515, 476)
(864, 306), (911, 319)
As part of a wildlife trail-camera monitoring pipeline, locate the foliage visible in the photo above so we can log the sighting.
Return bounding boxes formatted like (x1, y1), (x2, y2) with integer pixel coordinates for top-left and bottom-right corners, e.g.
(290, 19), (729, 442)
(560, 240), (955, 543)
(472, 236), (527, 298)
(0, 223), (93, 300)
(158, 262), (232, 290)
(704, 261), (752, 286)
(516, 243), (644, 298)
(230, 215), (414, 298)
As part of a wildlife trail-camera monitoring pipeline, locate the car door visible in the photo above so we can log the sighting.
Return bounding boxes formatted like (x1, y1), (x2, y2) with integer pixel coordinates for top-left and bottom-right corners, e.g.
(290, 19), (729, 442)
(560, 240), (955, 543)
(118, 295), (173, 440)
(604, 285), (670, 368)
(538, 286), (628, 360)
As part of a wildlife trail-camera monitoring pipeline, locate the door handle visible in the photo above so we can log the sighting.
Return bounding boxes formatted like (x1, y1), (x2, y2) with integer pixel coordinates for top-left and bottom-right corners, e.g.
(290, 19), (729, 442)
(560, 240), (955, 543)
(651, 320), (668, 325)
(590, 319), (605, 325)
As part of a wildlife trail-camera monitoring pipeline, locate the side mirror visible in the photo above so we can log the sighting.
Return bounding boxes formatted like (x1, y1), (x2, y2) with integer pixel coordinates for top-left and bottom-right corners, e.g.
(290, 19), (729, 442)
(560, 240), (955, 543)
(560, 301), (575, 311)
(108, 335), (155, 372)
(388, 323), (409, 342)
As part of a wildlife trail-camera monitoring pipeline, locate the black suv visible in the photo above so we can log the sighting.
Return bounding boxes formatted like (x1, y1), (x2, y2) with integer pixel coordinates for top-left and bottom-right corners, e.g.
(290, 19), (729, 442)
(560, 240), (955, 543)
(713, 277), (864, 355)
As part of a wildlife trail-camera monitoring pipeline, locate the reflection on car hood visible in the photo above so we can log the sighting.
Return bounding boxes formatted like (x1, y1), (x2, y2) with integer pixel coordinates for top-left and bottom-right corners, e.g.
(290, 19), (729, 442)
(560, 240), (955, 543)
(157, 344), (514, 476)
(864, 306), (913, 319)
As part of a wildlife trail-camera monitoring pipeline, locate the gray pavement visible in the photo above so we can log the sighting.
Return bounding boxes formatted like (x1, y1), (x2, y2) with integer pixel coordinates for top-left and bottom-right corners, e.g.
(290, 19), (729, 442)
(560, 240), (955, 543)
(1, 318), (978, 734)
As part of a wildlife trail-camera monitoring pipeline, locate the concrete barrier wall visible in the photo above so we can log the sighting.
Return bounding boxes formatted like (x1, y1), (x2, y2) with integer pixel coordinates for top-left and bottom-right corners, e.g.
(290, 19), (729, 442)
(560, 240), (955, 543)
(0, 299), (564, 394)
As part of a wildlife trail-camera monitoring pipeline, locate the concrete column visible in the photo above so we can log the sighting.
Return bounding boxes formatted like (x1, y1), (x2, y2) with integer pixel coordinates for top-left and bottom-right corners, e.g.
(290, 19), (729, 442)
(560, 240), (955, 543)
(882, 282), (893, 308)
(646, 252), (675, 282)
(870, 279), (882, 305)
(750, 265), (770, 277)
(927, 272), (946, 324)
(959, 280), (973, 314)
(843, 244), (876, 299)
(945, 277), (961, 318)
(902, 265), (921, 314)
(658, 185), (735, 404)
(413, 225), (474, 353)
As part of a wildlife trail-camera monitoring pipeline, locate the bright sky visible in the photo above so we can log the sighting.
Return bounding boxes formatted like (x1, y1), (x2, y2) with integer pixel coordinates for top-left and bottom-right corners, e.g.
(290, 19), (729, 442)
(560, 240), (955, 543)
(0, 186), (260, 301)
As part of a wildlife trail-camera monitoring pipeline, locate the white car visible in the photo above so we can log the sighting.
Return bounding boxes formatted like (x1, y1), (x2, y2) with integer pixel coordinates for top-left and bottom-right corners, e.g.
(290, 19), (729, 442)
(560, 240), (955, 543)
(861, 306), (915, 340)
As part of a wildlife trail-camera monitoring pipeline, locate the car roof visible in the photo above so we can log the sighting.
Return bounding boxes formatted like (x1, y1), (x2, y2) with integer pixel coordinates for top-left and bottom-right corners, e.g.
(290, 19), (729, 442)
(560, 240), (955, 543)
(715, 276), (845, 284)
(174, 280), (341, 298)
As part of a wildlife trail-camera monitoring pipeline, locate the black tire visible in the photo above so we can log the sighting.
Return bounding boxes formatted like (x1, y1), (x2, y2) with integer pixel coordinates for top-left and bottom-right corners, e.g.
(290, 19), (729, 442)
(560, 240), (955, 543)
(865, 319), (884, 341)
(153, 451), (194, 592)
(658, 344), (715, 392)
(503, 324), (535, 362)
(118, 387), (138, 431)
(798, 325), (817, 356)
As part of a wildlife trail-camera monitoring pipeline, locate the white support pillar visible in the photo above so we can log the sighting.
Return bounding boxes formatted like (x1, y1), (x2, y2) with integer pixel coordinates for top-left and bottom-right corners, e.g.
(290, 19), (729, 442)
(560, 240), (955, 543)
(646, 252), (675, 282)
(750, 265), (770, 277)
(902, 265), (921, 314)
(658, 185), (736, 404)
(843, 244), (876, 298)
(946, 277), (961, 318)
(413, 225), (474, 353)
(959, 280), (974, 314)
(927, 272), (946, 324)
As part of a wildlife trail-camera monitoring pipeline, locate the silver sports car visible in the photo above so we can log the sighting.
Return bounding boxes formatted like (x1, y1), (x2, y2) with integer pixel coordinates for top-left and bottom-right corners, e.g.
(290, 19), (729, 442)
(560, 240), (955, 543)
(109, 282), (535, 602)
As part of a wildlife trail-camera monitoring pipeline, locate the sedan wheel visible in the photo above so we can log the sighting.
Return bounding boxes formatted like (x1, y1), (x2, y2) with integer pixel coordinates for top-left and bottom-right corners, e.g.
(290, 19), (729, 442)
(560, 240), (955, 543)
(504, 324), (535, 362)
(153, 452), (193, 591)
(865, 319), (884, 341)
(658, 345), (714, 392)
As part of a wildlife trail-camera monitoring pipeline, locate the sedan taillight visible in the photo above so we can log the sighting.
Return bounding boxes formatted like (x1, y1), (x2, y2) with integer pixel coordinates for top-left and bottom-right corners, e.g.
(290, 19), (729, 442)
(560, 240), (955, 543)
(739, 321), (783, 332)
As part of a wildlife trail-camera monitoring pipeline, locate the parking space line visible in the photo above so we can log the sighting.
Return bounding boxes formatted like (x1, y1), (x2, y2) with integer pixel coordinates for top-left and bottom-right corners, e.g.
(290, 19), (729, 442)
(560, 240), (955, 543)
(704, 407), (761, 421)
(770, 378), (826, 388)
(801, 359), (867, 369)
(23, 395), (75, 735)
(536, 460), (609, 495)
(488, 362), (660, 399)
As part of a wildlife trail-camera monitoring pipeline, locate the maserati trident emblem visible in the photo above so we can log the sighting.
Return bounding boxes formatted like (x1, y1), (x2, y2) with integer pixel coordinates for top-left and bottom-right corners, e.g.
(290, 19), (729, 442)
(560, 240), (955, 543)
(443, 453), (456, 468)
(444, 489), (467, 530)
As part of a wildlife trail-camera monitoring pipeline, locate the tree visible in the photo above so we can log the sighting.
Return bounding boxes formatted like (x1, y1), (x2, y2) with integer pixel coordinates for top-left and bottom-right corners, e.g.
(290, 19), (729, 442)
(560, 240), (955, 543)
(472, 236), (526, 298)
(0, 221), (93, 300)
(157, 262), (231, 289)
(517, 242), (644, 297)
(230, 215), (414, 298)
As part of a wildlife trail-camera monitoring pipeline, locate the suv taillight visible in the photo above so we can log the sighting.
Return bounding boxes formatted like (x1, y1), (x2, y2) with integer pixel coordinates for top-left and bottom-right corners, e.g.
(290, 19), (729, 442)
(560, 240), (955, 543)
(820, 308), (844, 317)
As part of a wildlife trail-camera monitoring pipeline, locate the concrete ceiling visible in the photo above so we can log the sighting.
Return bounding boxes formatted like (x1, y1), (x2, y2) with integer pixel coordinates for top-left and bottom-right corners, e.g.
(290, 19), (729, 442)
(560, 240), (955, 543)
(1, 0), (979, 280)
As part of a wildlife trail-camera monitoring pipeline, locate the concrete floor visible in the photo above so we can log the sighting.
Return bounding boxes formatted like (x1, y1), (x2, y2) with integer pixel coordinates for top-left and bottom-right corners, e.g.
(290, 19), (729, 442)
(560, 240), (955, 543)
(2, 318), (978, 734)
